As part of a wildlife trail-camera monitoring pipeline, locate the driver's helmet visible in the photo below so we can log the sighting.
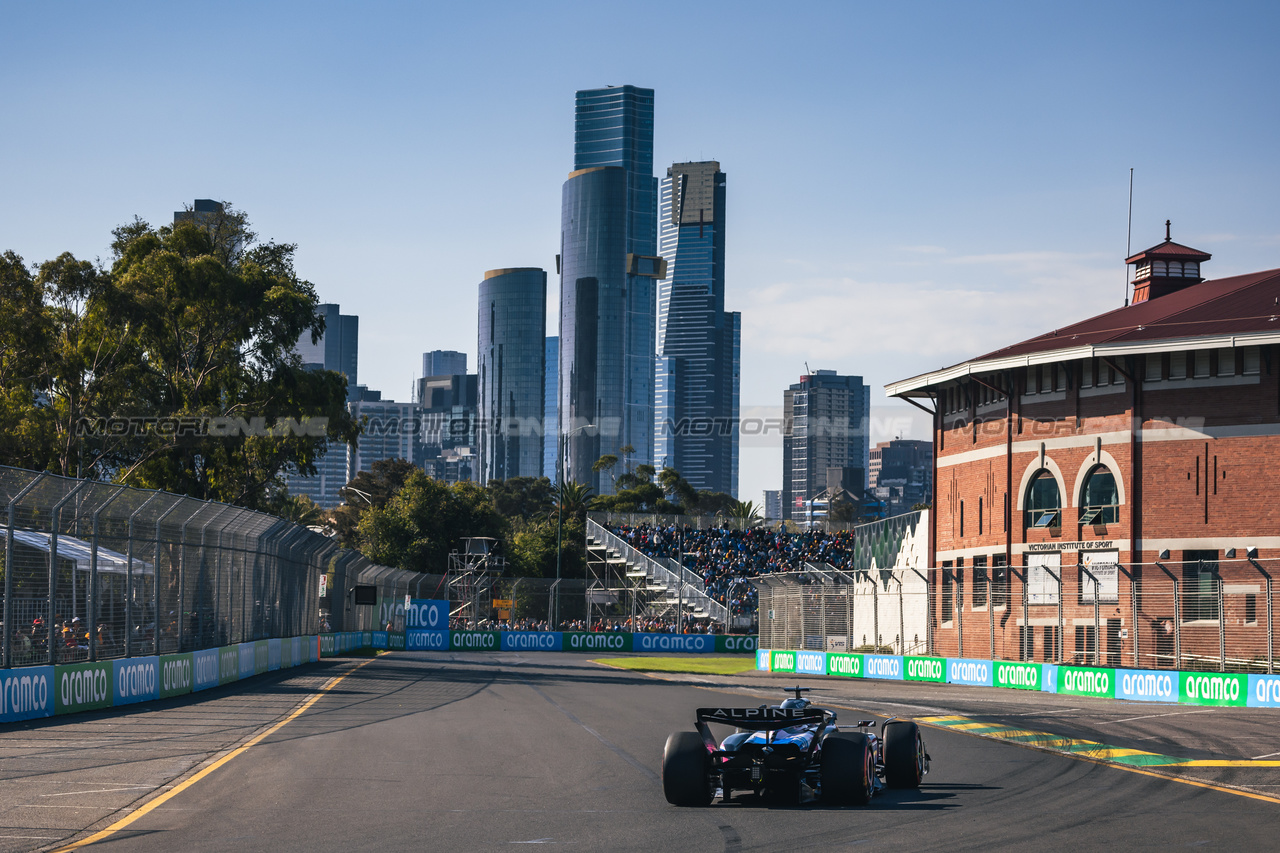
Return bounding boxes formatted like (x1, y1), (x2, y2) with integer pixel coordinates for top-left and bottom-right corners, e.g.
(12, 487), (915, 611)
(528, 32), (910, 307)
(780, 697), (810, 710)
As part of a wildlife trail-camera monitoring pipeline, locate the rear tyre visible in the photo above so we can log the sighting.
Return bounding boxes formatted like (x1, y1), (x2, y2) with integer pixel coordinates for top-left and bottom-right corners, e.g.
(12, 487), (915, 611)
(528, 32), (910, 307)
(883, 721), (925, 789)
(821, 732), (874, 805)
(662, 731), (713, 806)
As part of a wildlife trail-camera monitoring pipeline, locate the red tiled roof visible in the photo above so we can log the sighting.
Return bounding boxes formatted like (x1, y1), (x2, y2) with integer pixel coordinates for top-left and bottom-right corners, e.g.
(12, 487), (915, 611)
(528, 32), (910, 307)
(886, 267), (1280, 395)
(977, 268), (1280, 360)
(1125, 239), (1212, 264)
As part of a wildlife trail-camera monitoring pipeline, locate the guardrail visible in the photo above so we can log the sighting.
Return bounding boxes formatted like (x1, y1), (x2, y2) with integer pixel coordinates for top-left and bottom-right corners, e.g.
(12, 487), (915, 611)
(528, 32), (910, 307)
(754, 646), (1280, 709)
(0, 635), (321, 723)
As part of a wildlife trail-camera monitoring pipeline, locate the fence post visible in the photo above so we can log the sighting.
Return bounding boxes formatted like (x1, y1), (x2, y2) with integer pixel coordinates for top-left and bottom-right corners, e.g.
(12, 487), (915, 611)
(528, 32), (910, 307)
(872, 578), (879, 652)
(1021, 567), (1030, 662)
(1173, 579), (1181, 670)
(988, 573), (995, 661)
(3, 471), (44, 666)
(48, 478), (92, 664)
(1268, 576), (1274, 675)
(88, 485), (129, 662)
(1131, 567), (1139, 668)
(154, 500), (184, 656)
(899, 574), (906, 655)
(1218, 576), (1226, 673)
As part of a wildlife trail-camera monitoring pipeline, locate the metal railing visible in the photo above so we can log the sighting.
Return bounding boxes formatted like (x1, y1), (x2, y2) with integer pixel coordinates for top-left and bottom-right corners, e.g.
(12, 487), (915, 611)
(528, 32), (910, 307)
(587, 520), (730, 625)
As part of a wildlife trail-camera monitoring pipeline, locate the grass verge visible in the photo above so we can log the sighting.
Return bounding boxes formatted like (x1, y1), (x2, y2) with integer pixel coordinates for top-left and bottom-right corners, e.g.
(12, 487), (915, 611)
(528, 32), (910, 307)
(593, 656), (758, 676)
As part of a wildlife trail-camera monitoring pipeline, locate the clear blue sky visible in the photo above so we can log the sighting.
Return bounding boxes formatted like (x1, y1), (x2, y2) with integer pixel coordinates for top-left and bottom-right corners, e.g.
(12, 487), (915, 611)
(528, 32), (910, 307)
(4, 1), (1278, 504)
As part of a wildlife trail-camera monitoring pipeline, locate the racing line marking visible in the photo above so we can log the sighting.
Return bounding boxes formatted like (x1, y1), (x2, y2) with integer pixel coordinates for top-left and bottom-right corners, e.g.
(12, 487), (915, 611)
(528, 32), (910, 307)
(917, 715), (1280, 804)
(48, 658), (376, 852)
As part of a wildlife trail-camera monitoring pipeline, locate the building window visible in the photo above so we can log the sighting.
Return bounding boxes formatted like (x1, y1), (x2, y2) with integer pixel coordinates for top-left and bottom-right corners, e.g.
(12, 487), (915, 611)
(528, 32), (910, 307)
(1243, 346), (1261, 376)
(1043, 626), (1060, 663)
(1194, 350), (1211, 379)
(1182, 550), (1220, 622)
(1019, 626), (1033, 661)
(1246, 594), (1258, 626)
(959, 500), (964, 537)
(1170, 351), (1187, 380)
(1074, 625), (1097, 666)
(978, 496), (984, 535)
(1025, 470), (1061, 529)
(1079, 466), (1120, 525)
(1216, 347), (1236, 377)
(1145, 354), (1162, 382)
(973, 556), (988, 608)
(992, 554), (1009, 608)
(941, 562), (954, 623)
(1080, 358), (1094, 388)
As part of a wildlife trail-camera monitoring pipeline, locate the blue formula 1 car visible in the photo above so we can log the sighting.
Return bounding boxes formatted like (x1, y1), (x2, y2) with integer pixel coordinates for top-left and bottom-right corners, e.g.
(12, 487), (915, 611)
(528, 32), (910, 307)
(662, 687), (929, 806)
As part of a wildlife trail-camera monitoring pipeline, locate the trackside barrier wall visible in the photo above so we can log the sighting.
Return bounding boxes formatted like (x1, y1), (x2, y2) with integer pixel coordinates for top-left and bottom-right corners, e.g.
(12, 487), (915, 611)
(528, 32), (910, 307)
(753, 647), (1280, 709)
(384, 625), (752, 655)
(0, 636), (320, 723)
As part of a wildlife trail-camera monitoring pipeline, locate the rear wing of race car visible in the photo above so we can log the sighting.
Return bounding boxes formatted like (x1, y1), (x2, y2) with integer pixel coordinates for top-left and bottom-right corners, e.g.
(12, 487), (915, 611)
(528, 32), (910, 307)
(694, 707), (832, 760)
(696, 707), (828, 731)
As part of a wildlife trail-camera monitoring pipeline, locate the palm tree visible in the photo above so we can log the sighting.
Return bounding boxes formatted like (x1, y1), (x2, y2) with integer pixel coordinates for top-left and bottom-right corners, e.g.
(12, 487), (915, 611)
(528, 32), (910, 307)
(727, 499), (764, 528)
(553, 481), (595, 520)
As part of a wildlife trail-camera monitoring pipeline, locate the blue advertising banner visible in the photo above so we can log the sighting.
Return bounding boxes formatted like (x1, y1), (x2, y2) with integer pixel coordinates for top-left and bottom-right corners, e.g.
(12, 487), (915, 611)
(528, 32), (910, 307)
(0, 665), (54, 722)
(947, 658), (994, 687)
(501, 631), (563, 652)
(756, 649), (772, 671)
(632, 633), (715, 653)
(795, 650), (827, 675)
(267, 638), (282, 671)
(113, 656), (159, 706)
(1248, 674), (1280, 708)
(372, 631), (389, 649)
(193, 649), (220, 691)
(406, 630), (449, 651)
(406, 599), (449, 630)
(1115, 669), (1177, 703)
(1041, 664), (1059, 693)
(863, 654), (904, 680)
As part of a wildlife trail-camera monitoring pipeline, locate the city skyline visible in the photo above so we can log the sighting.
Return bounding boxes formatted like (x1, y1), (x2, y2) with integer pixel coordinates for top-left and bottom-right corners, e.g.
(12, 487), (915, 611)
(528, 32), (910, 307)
(4, 2), (1278, 506)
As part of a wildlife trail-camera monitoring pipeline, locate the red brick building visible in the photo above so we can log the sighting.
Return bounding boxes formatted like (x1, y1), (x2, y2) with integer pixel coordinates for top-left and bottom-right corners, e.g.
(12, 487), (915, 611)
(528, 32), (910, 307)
(886, 227), (1280, 671)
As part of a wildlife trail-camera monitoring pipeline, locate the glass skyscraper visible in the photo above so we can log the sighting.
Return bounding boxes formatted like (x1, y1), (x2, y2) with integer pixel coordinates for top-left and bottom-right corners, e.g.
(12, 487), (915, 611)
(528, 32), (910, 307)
(560, 85), (663, 493)
(286, 303), (359, 508)
(654, 161), (740, 496)
(782, 371), (870, 521)
(478, 268), (547, 484)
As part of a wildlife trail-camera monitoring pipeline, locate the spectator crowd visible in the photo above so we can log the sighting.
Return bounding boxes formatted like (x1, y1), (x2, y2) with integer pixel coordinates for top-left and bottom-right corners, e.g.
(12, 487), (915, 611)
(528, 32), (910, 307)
(604, 522), (867, 618)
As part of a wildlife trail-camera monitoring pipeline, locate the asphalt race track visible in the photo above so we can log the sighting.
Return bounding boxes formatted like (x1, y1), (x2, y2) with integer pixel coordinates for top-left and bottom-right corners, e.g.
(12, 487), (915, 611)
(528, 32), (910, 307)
(5, 652), (1280, 852)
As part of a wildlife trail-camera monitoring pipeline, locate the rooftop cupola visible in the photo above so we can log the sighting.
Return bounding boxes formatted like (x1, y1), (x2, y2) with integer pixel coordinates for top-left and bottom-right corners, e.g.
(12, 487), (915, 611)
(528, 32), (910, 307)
(1126, 220), (1212, 304)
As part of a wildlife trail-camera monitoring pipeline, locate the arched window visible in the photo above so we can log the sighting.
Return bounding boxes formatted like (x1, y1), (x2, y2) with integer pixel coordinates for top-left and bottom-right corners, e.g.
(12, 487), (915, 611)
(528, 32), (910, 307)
(1079, 466), (1119, 525)
(1024, 471), (1061, 529)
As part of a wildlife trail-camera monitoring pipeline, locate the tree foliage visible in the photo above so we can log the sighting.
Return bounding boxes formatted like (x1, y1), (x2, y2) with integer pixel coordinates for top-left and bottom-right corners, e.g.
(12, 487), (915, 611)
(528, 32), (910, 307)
(0, 205), (358, 509)
(355, 470), (506, 572)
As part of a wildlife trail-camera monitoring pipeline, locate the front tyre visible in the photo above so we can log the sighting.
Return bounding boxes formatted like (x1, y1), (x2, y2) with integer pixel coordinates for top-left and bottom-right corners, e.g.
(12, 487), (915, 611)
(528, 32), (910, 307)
(662, 731), (713, 806)
(883, 721), (926, 789)
(821, 732), (874, 805)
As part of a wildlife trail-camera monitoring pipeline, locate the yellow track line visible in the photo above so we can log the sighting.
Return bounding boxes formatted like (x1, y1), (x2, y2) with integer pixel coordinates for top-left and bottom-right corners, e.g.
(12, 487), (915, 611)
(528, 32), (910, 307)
(50, 658), (376, 852)
(912, 716), (1280, 805)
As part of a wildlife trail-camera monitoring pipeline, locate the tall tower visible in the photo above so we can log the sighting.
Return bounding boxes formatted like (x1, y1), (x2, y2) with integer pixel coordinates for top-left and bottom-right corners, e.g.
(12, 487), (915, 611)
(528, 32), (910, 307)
(559, 85), (664, 493)
(478, 268), (547, 483)
(782, 371), (869, 521)
(654, 161), (739, 495)
(286, 303), (359, 507)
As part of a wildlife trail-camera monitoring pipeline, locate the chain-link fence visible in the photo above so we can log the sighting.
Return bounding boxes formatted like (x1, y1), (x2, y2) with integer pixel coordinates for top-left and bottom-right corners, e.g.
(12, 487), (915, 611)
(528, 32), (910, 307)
(1, 466), (333, 668)
(756, 568), (929, 655)
(757, 559), (1280, 674)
